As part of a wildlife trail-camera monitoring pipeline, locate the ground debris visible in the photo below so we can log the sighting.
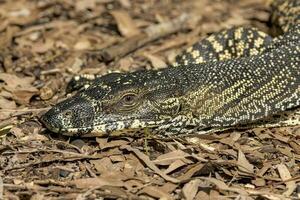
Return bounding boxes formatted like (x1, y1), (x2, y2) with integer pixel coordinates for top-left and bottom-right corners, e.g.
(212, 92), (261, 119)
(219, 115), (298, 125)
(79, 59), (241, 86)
(1, 0), (300, 199)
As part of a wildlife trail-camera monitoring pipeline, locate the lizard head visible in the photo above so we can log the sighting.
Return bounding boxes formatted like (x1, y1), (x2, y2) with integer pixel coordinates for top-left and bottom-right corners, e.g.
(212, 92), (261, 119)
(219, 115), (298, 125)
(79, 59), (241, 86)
(41, 70), (186, 137)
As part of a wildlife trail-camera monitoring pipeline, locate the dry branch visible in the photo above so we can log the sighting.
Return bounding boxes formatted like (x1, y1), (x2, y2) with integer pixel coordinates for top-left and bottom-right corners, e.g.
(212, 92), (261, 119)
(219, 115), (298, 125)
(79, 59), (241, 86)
(100, 13), (192, 62)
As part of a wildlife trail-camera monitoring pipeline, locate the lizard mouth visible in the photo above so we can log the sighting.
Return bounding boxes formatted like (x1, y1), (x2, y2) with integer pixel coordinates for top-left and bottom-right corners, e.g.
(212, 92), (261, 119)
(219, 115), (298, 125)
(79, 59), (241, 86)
(41, 114), (166, 137)
(60, 126), (153, 137)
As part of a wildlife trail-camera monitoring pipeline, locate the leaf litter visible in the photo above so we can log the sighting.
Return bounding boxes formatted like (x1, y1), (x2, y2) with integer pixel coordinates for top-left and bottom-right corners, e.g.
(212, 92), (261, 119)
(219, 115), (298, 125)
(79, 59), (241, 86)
(1, 0), (300, 199)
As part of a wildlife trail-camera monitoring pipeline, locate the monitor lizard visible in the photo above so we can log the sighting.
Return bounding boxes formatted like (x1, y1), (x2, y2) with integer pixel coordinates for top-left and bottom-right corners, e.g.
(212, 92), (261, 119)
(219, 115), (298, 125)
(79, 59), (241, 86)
(41, 0), (300, 138)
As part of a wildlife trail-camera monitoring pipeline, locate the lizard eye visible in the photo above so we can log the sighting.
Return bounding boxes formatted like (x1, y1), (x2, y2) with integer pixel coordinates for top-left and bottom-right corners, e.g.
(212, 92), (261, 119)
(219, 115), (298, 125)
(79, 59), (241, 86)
(120, 93), (137, 105)
(117, 93), (139, 111)
(123, 94), (135, 102)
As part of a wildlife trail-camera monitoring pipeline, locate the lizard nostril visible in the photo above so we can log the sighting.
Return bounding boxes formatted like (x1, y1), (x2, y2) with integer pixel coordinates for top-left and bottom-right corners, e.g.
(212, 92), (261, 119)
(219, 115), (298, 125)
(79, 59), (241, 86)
(40, 108), (64, 133)
(63, 110), (73, 118)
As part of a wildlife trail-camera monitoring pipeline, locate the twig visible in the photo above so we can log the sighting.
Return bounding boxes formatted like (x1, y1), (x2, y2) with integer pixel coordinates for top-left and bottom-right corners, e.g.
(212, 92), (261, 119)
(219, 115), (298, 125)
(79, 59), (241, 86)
(83, 161), (98, 178)
(33, 179), (72, 187)
(0, 107), (50, 113)
(3, 183), (80, 193)
(99, 13), (192, 62)
(121, 145), (180, 183)
(4, 154), (104, 171)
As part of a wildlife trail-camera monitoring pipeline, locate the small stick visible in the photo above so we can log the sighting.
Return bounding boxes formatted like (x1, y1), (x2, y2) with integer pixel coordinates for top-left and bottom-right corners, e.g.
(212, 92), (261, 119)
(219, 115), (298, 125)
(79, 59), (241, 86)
(100, 13), (191, 62)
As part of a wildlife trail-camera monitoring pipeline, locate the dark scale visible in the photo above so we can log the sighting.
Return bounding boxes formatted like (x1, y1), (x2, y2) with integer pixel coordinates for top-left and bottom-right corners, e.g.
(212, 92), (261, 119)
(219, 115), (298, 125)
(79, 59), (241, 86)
(41, 0), (300, 137)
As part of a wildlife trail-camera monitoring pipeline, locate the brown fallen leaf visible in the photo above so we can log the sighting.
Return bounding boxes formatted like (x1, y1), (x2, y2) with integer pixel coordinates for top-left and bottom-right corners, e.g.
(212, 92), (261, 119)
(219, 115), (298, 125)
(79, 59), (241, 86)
(289, 141), (300, 155)
(110, 155), (125, 162)
(20, 132), (49, 142)
(160, 182), (178, 194)
(10, 126), (25, 138)
(40, 79), (63, 100)
(246, 190), (289, 200)
(124, 179), (144, 192)
(74, 38), (91, 50)
(0, 96), (16, 109)
(152, 150), (190, 165)
(90, 157), (113, 174)
(71, 177), (124, 188)
(201, 177), (248, 195)
(143, 53), (167, 69)
(195, 190), (210, 200)
(182, 179), (201, 200)
(251, 178), (266, 187)
(123, 157), (142, 177)
(277, 146), (293, 158)
(96, 137), (130, 150)
(31, 39), (54, 53)
(271, 132), (290, 143)
(121, 145), (180, 183)
(237, 150), (254, 174)
(110, 10), (140, 38)
(75, 0), (97, 11)
(277, 164), (296, 197)
(116, 57), (134, 71)
(12, 89), (39, 105)
(0, 73), (36, 92)
(257, 163), (272, 177)
(0, 73), (38, 104)
(138, 186), (173, 200)
(164, 159), (186, 174)
(150, 35), (187, 54)
(177, 163), (204, 181)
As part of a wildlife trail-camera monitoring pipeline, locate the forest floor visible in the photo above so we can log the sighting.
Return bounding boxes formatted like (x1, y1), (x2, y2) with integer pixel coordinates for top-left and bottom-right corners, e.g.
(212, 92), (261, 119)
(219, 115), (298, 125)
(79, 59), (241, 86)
(0, 0), (300, 199)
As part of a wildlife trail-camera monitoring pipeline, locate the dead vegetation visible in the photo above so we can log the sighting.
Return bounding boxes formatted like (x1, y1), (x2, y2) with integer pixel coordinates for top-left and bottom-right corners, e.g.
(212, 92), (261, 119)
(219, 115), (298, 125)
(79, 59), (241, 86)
(0, 0), (300, 199)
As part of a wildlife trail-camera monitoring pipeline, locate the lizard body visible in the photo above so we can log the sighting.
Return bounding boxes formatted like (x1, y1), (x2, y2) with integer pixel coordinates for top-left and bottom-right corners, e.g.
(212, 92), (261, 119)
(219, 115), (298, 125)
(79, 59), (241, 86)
(41, 0), (300, 137)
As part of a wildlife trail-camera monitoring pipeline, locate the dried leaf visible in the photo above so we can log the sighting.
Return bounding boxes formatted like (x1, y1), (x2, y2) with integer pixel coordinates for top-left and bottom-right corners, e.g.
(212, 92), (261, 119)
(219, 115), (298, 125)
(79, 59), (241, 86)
(139, 186), (173, 199)
(121, 145), (180, 183)
(160, 182), (178, 194)
(20, 133), (49, 142)
(251, 178), (266, 187)
(0, 73), (36, 92)
(237, 150), (254, 174)
(10, 126), (25, 138)
(12, 89), (38, 105)
(152, 150), (190, 165)
(164, 159), (186, 174)
(143, 53), (167, 69)
(195, 191), (210, 200)
(201, 177), (248, 195)
(110, 155), (125, 162)
(277, 164), (296, 196)
(0, 73), (38, 104)
(289, 141), (300, 154)
(0, 97), (16, 109)
(90, 157), (113, 173)
(71, 177), (124, 188)
(74, 39), (91, 50)
(31, 39), (54, 53)
(177, 163), (204, 181)
(182, 179), (201, 200)
(75, 0), (97, 11)
(110, 10), (140, 38)
(96, 138), (130, 150)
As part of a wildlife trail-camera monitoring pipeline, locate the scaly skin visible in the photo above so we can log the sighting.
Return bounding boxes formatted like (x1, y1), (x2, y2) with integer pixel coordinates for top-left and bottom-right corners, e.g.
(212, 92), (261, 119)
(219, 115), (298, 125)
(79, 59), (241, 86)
(41, 0), (300, 137)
